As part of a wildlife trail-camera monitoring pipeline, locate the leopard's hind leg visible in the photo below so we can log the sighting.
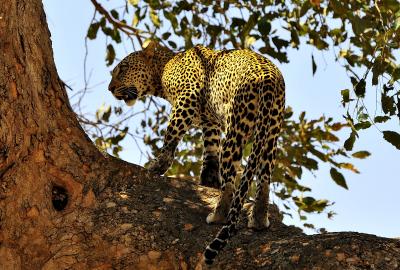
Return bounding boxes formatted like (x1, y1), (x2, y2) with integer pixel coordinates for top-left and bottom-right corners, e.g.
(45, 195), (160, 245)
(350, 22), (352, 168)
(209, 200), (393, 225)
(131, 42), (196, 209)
(206, 89), (257, 224)
(248, 77), (285, 230)
(200, 123), (221, 188)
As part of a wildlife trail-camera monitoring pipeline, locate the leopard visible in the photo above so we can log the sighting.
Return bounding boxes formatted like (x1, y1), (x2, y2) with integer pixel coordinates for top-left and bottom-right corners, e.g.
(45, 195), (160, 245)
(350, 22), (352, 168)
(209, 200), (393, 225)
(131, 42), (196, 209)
(108, 41), (285, 265)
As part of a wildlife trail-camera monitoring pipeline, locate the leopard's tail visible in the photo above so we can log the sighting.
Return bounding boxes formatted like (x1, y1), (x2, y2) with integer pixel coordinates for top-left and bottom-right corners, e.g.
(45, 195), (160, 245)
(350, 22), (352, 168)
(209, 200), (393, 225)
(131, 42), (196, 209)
(204, 72), (285, 265)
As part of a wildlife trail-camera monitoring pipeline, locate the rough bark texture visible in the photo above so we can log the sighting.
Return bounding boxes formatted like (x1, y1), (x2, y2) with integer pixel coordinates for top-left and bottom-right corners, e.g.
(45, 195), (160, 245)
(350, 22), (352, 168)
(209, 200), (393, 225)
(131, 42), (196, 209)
(0, 0), (399, 269)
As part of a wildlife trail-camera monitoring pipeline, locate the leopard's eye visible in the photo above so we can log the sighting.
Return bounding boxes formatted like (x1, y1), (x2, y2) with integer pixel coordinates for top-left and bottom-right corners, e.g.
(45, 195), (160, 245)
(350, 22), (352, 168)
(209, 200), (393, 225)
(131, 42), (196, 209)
(119, 62), (129, 72)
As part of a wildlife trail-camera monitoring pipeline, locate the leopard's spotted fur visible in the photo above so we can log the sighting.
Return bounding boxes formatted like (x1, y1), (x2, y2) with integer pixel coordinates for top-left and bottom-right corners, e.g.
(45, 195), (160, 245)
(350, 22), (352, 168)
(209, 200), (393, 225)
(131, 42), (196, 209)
(108, 41), (285, 264)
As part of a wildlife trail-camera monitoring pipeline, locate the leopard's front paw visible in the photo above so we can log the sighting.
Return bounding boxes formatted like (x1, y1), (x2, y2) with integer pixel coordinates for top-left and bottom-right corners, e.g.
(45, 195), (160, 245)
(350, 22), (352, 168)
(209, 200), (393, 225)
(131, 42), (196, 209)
(147, 156), (173, 175)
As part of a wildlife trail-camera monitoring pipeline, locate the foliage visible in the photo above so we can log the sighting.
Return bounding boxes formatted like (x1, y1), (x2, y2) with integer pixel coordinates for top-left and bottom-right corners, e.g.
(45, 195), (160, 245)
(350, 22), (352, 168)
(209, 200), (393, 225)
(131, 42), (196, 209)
(76, 0), (400, 226)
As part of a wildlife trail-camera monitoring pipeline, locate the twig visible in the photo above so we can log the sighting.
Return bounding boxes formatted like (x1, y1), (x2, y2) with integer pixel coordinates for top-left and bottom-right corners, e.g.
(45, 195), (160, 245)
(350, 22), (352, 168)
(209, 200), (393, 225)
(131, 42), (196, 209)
(89, 0), (143, 47)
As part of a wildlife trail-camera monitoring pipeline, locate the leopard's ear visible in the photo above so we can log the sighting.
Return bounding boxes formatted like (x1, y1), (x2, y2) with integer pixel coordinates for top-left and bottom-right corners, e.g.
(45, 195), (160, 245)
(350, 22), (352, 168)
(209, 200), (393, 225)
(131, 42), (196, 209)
(143, 40), (158, 59)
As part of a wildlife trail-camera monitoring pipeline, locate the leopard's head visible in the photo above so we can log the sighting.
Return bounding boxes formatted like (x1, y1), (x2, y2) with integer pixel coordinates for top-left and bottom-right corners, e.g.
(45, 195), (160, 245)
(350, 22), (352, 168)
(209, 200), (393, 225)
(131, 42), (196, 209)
(108, 41), (158, 106)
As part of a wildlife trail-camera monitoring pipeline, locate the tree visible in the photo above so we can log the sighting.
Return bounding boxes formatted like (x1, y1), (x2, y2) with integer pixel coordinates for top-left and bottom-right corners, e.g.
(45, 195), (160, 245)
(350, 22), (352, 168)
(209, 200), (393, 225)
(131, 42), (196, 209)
(79, 0), (400, 227)
(1, 0), (400, 269)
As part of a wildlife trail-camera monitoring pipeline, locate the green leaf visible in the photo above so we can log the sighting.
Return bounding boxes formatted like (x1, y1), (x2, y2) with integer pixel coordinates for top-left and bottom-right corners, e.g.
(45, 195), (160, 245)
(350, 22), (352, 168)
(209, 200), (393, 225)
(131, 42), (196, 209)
(330, 168), (348, 189)
(351, 15), (366, 35)
(355, 79), (366, 97)
(311, 54), (317, 76)
(87, 23), (100, 40)
(168, 40), (177, 49)
(303, 223), (315, 229)
(383, 131), (400, 150)
(111, 28), (121, 43)
(162, 32), (171, 40)
(101, 105), (112, 122)
(374, 116), (390, 123)
(231, 17), (246, 28)
(381, 92), (396, 115)
(354, 121), (371, 130)
(105, 44), (116, 66)
(272, 37), (289, 51)
(302, 196), (315, 205)
(344, 132), (356, 151)
(110, 9), (119, 20)
(352, 151), (371, 159)
(341, 89), (350, 105)
(258, 16), (271, 36)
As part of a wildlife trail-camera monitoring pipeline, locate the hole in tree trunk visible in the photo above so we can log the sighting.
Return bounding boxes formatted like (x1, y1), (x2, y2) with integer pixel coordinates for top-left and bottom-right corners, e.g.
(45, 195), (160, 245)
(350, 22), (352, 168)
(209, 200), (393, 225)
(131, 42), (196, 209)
(52, 185), (69, 211)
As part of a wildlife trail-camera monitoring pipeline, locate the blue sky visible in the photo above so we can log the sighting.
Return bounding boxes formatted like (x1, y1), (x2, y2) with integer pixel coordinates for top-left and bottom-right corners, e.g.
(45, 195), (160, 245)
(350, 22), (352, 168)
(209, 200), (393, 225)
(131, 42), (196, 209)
(43, 1), (399, 237)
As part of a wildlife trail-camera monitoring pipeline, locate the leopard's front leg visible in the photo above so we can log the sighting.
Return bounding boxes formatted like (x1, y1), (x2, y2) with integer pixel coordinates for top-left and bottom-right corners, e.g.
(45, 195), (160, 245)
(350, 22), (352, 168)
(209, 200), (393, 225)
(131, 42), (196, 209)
(147, 96), (195, 175)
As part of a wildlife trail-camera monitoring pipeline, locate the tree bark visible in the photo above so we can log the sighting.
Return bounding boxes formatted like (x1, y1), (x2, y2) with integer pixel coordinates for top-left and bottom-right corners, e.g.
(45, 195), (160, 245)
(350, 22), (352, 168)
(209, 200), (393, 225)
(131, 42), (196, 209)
(0, 0), (399, 269)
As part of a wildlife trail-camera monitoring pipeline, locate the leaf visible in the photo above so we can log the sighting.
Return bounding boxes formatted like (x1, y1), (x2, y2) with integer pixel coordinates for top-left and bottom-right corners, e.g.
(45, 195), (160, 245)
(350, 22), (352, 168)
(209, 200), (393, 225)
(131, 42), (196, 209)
(355, 79), (366, 97)
(351, 15), (366, 35)
(352, 151), (371, 159)
(341, 89), (350, 105)
(128, 0), (139, 6)
(87, 23), (100, 40)
(231, 17), (246, 28)
(330, 168), (348, 189)
(150, 9), (161, 28)
(304, 223), (315, 229)
(331, 122), (345, 131)
(132, 11), (139, 27)
(344, 132), (356, 151)
(168, 40), (177, 49)
(105, 44), (116, 66)
(354, 121), (371, 130)
(258, 15), (271, 36)
(311, 54), (317, 76)
(374, 116), (390, 123)
(101, 105), (112, 122)
(381, 92), (396, 115)
(339, 162), (359, 173)
(111, 28), (121, 43)
(383, 131), (400, 150)
(110, 9), (119, 20)
(272, 36), (290, 51)
(302, 157), (318, 170)
(162, 32), (171, 40)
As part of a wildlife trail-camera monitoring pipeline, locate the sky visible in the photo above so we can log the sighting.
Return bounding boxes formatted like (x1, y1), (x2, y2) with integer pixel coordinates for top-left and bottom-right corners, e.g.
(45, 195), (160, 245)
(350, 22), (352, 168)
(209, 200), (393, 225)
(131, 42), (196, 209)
(43, 1), (399, 237)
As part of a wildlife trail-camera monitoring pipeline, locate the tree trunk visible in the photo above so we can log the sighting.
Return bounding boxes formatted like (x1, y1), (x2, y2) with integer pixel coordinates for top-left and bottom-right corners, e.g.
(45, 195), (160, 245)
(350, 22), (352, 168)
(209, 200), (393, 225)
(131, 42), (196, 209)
(0, 1), (399, 269)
